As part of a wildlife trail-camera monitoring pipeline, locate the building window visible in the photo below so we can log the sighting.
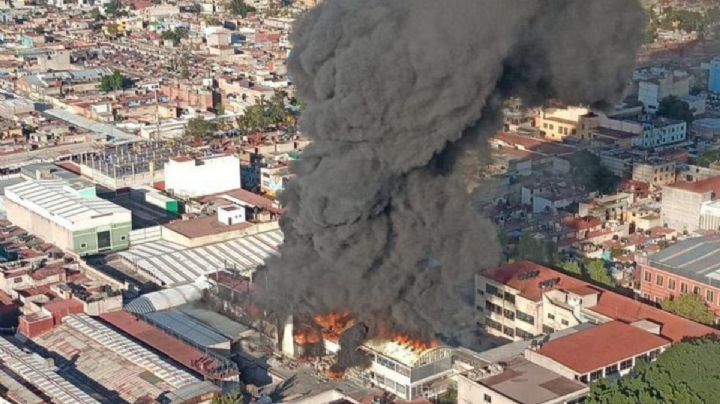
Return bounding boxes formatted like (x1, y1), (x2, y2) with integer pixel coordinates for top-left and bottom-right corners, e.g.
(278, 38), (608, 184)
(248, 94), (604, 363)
(681, 283), (688, 293)
(644, 271), (652, 282)
(477, 288), (484, 296)
(668, 279), (676, 290)
(656, 275), (664, 287)
(486, 301), (502, 315)
(590, 370), (603, 382)
(561, 319), (569, 326)
(484, 394), (492, 403)
(476, 305), (483, 312)
(547, 313), (555, 320)
(80, 243), (87, 248)
(486, 318), (502, 331)
(605, 364), (619, 376)
(620, 359), (633, 370)
(503, 326), (514, 338)
(649, 349), (661, 360)
(636, 353), (649, 363)
(503, 309), (515, 320)
(694, 286), (701, 295)
(655, 297), (662, 305)
(504, 292), (516, 304)
(486, 284), (502, 298)
(542, 325), (555, 334)
(707, 290), (715, 303)
(516, 329), (534, 340)
(120, 235), (126, 241)
(516, 310), (535, 325)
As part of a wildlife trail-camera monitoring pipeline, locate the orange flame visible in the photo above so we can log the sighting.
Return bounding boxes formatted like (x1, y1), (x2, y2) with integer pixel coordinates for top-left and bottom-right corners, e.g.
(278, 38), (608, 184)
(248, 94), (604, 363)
(392, 334), (439, 353)
(293, 325), (321, 345)
(313, 312), (356, 342)
(326, 368), (345, 379)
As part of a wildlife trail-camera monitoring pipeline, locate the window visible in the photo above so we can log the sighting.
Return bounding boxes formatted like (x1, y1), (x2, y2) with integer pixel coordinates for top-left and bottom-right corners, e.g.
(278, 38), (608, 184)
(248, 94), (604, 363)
(589, 370), (603, 382)
(504, 292), (516, 304)
(516, 329), (534, 340)
(605, 364), (619, 376)
(636, 353), (648, 363)
(80, 243), (87, 248)
(542, 325), (555, 334)
(620, 359), (633, 370)
(486, 284), (502, 298)
(476, 288), (484, 296)
(486, 318), (502, 331)
(476, 305), (483, 312)
(484, 394), (492, 403)
(681, 283), (688, 293)
(120, 235), (126, 241)
(707, 290), (715, 304)
(13, 277), (22, 284)
(649, 349), (661, 360)
(655, 297), (662, 305)
(561, 319), (569, 326)
(668, 278), (676, 290)
(503, 326), (514, 338)
(485, 301), (502, 315)
(516, 310), (535, 325)
(503, 309), (515, 320)
(547, 313), (555, 320)
(644, 271), (652, 282)
(694, 286), (701, 295)
(656, 275), (664, 286)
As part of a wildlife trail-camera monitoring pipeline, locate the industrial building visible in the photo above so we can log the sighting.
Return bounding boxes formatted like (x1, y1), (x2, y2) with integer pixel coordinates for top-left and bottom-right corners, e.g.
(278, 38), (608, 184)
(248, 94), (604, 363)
(5, 179), (132, 256)
(661, 176), (720, 232)
(164, 154), (242, 198)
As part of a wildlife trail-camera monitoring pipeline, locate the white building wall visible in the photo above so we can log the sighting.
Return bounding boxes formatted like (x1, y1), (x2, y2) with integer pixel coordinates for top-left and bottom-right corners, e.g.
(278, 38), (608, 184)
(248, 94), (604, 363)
(165, 155), (242, 198)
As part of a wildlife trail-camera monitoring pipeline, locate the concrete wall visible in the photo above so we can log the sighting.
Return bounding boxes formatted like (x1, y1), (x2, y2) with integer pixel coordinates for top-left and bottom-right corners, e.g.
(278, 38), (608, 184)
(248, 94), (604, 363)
(458, 375), (518, 404)
(165, 155), (241, 198)
(661, 187), (709, 232)
(6, 198), (73, 251)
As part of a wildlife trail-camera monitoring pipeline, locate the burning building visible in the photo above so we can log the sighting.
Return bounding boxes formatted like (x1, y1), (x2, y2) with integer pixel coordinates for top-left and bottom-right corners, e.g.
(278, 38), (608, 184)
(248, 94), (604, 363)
(358, 338), (454, 401)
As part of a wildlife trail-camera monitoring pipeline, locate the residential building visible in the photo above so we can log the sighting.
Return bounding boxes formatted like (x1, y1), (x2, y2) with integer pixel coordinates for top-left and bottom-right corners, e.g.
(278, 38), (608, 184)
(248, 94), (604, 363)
(475, 261), (715, 343)
(632, 160), (676, 186)
(638, 236), (720, 318)
(709, 58), (720, 94)
(524, 321), (670, 384)
(635, 118), (686, 149)
(536, 106), (588, 141)
(638, 71), (690, 113)
(5, 180), (131, 256)
(164, 154), (242, 198)
(661, 176), (720, 232)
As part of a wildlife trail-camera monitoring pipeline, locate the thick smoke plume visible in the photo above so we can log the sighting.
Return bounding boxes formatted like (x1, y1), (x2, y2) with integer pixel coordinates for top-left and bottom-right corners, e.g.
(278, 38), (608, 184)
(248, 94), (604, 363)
(261, 0), (644, 359)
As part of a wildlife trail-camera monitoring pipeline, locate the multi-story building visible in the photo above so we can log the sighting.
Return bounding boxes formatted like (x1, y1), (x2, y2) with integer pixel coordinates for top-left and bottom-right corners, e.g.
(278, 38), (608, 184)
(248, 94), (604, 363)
(632, 160), (676, 186)
(535, 106), (589, 142)
(637, 71), (690, 113)
(638, 236), (720, 319)
(475, 261), (715, 343)
(164, 154), (242, 198)
(5, 179), (131, 256)
(661, 176), (720, 232)
(709, 58), (720, 94)
(635, 118), (686, 149)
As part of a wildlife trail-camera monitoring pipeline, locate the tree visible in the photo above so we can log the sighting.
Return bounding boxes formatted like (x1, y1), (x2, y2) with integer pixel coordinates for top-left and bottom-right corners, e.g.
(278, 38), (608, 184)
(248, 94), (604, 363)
(560, 260), (582, 276)
(212, 392), (242, 404)
(105, 23), (120, 37)
(185, 116), (216, 141)
(696, 150), (720, 168)
(161, 27), (189, 46)
(104, 0), (124, 17)
(225, 0), (256, 17)
(660, 293), (715, 326)
(513, 233), (561, 267)
(657, 96), (694, 124)
(585, 259), (613, 288)
(568, 150), (619, 195)
(588, 339), (720, 403)
(99, 71), (129, 92)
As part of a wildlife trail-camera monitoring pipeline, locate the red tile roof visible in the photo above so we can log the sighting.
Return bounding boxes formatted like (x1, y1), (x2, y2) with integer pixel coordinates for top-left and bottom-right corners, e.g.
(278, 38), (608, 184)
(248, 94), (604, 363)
(535, 321), (670, 374)
(486, 261), (718, 342)
(665, 176), (720, 194)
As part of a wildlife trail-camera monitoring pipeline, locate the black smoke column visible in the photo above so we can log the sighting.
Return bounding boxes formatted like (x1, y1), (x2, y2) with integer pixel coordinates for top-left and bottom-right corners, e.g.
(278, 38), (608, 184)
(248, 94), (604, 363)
(261, 0), (644, 350)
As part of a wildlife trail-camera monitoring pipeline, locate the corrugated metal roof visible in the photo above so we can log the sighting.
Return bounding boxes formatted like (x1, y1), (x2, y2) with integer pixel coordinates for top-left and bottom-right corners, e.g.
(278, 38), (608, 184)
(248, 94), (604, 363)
(144, 311), (230, 348)
(126, 279), (212, 314)
(5, 179), (130, 229)
(119, 229), (283, 286)
(0, 336), (100, 404)
(649, 236), (720, 283)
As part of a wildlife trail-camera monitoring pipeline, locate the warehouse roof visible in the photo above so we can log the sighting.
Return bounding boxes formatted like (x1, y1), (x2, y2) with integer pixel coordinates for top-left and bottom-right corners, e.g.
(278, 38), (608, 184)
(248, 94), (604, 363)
(648, 235), (720, 284)
(125, 279), (212, 314)
(144, 311), (230, 348)
(5, 179), (131, 229)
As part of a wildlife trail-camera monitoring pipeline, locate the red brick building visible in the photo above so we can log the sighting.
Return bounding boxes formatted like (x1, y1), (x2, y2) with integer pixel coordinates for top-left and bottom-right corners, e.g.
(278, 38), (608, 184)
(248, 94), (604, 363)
(638, 236), (720, 319)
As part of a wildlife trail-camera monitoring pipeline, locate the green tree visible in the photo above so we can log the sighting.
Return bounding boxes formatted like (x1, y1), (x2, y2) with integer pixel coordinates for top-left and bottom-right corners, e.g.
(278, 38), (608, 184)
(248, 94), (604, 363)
(568, 150), (619, 195)
(584, 259), (613, 288)
(161, 27), (189, 46)
(104, 0), (124, 17)
(105, 23), (119, 37)
(588, 339), (720, 403)
(696, 150), (720, 168)
(513, 233), (561, 267)
(185, 116), (216, 141)
(225, 0), (256, 17)
(212, 392), (242, 404)
(438, 384), (457, 404)
(560, 260), (582, 276)
(99, 71), (129, 92)
(660, 293), (715, 326)
(658, 95), (694, 124)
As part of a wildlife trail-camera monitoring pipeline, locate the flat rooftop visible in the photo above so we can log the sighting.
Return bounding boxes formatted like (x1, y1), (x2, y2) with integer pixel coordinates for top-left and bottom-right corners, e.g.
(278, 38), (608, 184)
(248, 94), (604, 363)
(534, 321), (670, 374)
(648, 235), (720, 284)
(473, 357), (587, 404)
(164, 215), (253, 238)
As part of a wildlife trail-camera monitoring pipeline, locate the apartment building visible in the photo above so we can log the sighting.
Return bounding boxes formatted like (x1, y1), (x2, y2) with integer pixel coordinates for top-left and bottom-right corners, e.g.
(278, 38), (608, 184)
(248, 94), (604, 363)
(475, 261), (715, 343)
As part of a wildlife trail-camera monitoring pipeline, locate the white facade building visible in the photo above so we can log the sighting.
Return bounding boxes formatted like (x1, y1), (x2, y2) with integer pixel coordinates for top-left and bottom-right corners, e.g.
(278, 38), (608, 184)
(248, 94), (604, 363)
(165, 154), (241, 198)
(637, 71), (690, 113)
(634, 119), (686, 148)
